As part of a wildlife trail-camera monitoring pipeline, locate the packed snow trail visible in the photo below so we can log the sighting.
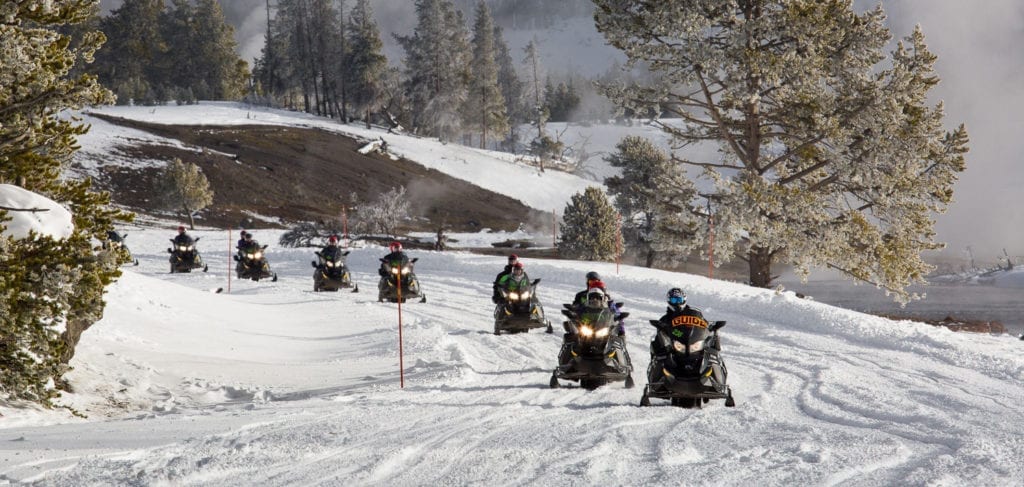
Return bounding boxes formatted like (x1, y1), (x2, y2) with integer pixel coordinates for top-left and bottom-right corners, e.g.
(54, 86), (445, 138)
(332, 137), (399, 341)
(1, 229), (1022, 485)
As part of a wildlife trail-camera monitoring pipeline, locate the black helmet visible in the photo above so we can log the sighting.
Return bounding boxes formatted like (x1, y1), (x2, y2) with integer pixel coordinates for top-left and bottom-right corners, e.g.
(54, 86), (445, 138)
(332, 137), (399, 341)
(585, 271), (600, 281)
(667, 288), (686, 307)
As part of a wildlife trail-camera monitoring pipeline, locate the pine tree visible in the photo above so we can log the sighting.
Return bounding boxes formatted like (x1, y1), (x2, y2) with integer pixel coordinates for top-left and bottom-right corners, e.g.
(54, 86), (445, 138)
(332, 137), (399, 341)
(157, 159), (214, 229)
(1, 0), (130, 405)
(605, 136), (700, 268)
(346, 0), (388, 128)
(396, 0), (472, 141)
(492, 24), (523, 147)
(559, 187), (621, 261)
(521, 39), (547, 140)
(93, 0), (166, 104)
(595, 1), (968, 301)
(467, 1), (509, 149)
(191, 0), (250, 99)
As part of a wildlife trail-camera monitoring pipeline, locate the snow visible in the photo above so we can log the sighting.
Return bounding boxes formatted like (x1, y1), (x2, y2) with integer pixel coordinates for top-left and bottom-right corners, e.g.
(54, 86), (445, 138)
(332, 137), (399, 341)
(0, 184), (74, 240)
(76, 103), (597, 214)
(1, 226), (1022, 484)
(3, 103), (1022, 484)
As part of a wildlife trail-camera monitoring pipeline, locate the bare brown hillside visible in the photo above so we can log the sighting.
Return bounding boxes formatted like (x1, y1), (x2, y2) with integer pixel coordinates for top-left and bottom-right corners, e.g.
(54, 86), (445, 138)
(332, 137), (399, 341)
(82, 114), (550, 233)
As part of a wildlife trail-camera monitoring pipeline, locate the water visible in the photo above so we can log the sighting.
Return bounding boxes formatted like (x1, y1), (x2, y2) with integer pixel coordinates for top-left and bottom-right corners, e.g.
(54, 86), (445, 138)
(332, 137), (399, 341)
(778, 279), (1024, 336)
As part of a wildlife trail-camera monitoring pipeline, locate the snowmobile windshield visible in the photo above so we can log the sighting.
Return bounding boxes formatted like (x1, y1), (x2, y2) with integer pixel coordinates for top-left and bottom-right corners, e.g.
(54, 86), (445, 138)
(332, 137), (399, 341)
(576, 308), (615, 339)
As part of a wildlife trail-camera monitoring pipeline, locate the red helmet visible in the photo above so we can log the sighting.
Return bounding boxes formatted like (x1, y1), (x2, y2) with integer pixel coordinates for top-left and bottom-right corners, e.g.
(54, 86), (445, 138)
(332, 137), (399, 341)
(512, 262), (524, 270)
(389, 241), (402, 252)
(508, 254), (519, 262)
(328, 235), (339, 244)
(177, 225), (185, 232)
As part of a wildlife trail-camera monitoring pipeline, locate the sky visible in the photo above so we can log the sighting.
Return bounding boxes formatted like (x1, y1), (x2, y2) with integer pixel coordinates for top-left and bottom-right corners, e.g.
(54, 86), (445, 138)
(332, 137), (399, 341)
(2, 102), (1024, 483)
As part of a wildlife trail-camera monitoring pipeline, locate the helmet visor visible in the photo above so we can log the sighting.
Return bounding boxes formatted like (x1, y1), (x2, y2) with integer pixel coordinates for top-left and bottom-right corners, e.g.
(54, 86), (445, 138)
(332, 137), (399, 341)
(668, 295), (685, 306)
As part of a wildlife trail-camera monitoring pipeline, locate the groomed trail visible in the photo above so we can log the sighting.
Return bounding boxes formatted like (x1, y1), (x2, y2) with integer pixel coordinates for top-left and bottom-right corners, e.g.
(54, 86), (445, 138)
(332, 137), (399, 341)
(1, 228), (1022, 485)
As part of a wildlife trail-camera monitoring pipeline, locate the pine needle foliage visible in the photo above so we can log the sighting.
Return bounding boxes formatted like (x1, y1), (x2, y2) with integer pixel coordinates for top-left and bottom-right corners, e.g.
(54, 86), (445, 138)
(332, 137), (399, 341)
(559, 187), (622, 261)
(1, 0), (132, 406)
(156, 158), (214, 230)
(594, 0), (968, 301)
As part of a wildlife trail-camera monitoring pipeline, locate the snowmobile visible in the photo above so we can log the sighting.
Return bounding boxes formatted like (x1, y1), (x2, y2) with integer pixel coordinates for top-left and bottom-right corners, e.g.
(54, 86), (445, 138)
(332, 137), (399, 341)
(104, 231), (138, 266)
(378, 257), (425, 303)
(640, 318), (735, 409)
(550, 305), (634, 390)
(167, 236), (208, 273)
(493, 278), (552, 335)
(312, 249), (357, 292)
(234, 243), (277, 282)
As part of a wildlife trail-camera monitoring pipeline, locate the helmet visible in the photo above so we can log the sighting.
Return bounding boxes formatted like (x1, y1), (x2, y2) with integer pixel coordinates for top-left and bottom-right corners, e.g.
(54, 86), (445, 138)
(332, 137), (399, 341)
(508, 254), (519, 262)
(243, 232), (252, 239)
(177, 225), (185, 233)
(586, 287), (607, 308)
(512, 262), (524, 274)
(389, 241), (402, 252)
(585, 271), (601, 281)
(328, 235), (339, 244)
(667, 288), (686, 307)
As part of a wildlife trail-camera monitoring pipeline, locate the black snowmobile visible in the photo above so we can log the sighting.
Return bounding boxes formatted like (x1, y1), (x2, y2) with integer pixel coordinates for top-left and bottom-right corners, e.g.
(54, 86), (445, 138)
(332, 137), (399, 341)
(104, 231), (139, 266)
(640, 318), (735, 408)
(493, 278), (552, 335)
(234, 243), (277, 282)
(378, 257), (425, 303)
(167, 236), (208, 273)
(550, 305), (634, 390)
(312, 249), (357, 292)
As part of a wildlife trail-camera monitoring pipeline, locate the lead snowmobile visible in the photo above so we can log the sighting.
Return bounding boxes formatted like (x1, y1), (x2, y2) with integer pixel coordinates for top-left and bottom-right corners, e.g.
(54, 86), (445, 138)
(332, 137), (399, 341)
(550, 291), (634, 390)
(640, 317), (735, 409)
(493, 277), (552, 335)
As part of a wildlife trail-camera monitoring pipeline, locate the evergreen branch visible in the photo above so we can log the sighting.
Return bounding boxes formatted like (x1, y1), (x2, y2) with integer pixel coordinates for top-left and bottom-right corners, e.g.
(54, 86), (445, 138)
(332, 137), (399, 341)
(695, 69), (750, 168)
(0, 205), (50, 213)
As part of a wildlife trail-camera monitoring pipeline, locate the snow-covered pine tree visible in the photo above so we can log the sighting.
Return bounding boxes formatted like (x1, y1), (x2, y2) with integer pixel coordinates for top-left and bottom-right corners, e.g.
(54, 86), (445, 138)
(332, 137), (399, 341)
(157, 159), (214, 230)
(521, 39), (548, 141)
(1, 0), (130, 405)
(467, 1), (509, 149)
(605, 136), (700, 268)
(93, 0), (166, 104)
(346, 0), (388, 128)
(559, 187), (622, 261)
(397, 0), (472, 141)
(594, 1), (968, 301)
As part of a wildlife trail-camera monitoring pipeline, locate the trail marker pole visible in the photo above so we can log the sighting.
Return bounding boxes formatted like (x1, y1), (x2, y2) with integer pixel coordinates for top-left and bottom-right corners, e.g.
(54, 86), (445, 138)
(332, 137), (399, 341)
(616, 213), (622, 275)
(707, 200), (715, 279)
(227, 229), (232, 293)
(397, 270), (405, 388)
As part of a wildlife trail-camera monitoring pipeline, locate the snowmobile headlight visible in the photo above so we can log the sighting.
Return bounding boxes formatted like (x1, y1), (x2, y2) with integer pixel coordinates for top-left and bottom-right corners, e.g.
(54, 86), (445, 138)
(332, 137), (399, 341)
(401, 266), (411, 275)
(391, 267), (401, 275)
(520, 290), (531, 300)
(594, 328), (609, 338)
(326, 261), (337, 268)
(178, 245), (189, 251)
(508, 291), (520, 301)
(673, 341), (686, 353)
(254, 251), (263, 259)
(689, 340), (705, 353)
(578, 325), (594, 338)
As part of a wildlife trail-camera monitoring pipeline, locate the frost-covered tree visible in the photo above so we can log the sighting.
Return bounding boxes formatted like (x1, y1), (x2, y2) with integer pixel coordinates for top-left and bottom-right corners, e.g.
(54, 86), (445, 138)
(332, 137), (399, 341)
(466, 1), (509, 149)
(157, 159), (214, 229)
(1, 0), (130, 405)
(521, 39), (547, 141)
(605, 136), (700, 268)
(354, 186), (411, 237)
(345, 0), (388, 128)
(559, 187), (621, 261)
(594, 1), (968, 300)
(396, 0), (472, 141)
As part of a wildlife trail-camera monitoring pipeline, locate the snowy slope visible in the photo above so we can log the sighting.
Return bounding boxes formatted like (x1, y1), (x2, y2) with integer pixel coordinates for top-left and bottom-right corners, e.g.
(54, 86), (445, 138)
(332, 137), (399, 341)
(75, 103), (597, 214)
(1, 227), (1022, 485)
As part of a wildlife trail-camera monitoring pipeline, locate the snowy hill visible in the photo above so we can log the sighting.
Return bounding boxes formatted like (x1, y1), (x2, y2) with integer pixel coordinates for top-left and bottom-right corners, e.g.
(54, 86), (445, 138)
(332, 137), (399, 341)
(1, 227), (1022, 484)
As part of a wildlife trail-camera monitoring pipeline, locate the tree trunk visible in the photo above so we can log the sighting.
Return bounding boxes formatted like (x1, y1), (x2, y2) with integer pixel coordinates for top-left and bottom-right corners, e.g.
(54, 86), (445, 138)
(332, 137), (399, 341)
(748, 246), (773, 288)
(644, 248), (655, 268)
(185, 206), (195, 229)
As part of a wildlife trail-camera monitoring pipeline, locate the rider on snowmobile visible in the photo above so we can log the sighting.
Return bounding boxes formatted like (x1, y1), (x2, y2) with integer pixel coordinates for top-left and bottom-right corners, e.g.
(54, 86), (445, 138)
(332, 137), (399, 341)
(495, 261), (531, 302)
(492, 254), (519, 303)
(649, 288), (711, 386)
(569, 271), (625, 335)
(320, 234), (345, 261)
(172, 225), (192, 245)
(378, 241), (410, 277)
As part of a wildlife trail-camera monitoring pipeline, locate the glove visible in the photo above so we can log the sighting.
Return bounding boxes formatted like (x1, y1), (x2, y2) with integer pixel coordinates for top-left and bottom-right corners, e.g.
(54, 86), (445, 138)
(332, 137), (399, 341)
(491, 295), (500, 304)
